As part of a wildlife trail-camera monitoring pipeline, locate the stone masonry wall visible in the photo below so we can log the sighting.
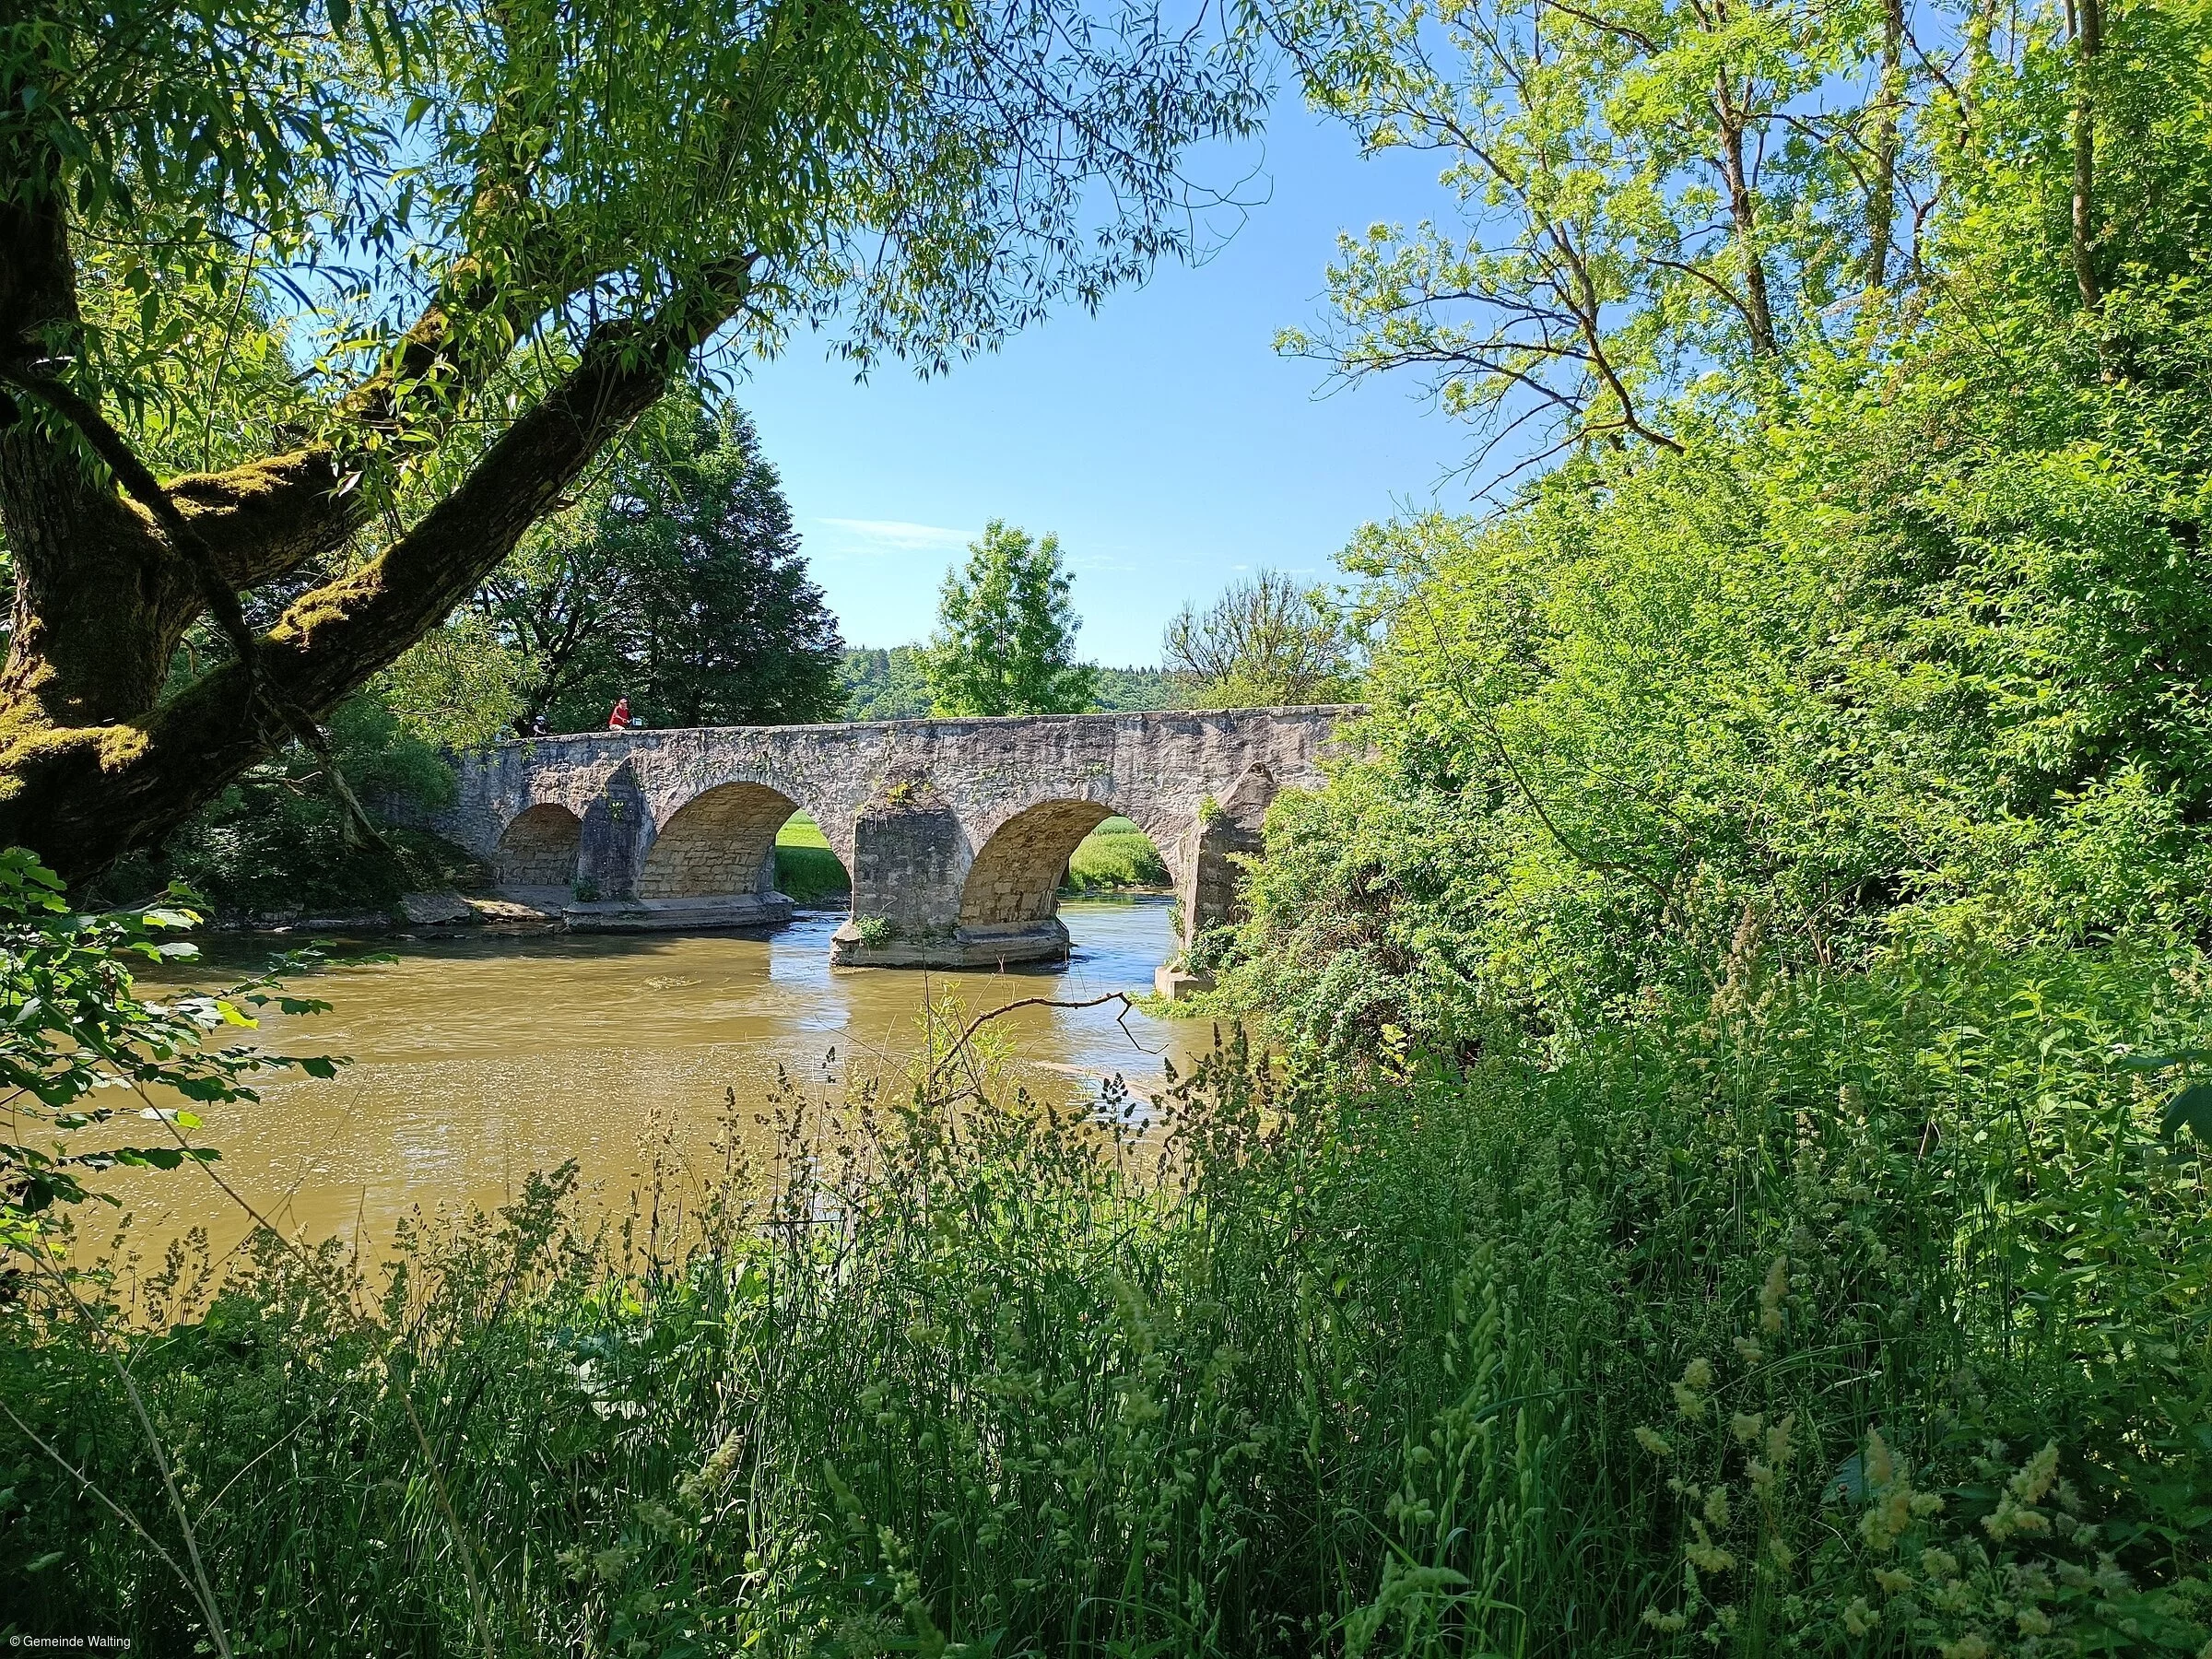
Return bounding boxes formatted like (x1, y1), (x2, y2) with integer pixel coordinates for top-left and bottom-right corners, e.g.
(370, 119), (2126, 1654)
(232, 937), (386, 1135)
(431, 708), (1359, 949)
(637, 782), (798, 899)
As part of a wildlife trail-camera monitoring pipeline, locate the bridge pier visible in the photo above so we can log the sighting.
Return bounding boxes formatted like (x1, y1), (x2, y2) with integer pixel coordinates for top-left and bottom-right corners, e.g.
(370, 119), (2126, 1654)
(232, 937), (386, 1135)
(423, 709), (1354, 971)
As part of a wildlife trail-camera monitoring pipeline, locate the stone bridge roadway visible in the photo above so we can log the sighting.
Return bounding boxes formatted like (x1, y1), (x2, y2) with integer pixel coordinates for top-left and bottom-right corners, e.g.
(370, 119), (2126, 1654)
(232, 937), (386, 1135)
(428, 707), (1355, 968)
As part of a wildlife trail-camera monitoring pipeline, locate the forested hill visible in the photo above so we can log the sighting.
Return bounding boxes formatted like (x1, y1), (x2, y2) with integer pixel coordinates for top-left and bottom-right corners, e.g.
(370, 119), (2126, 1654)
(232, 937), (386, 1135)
(838, 647), (1182, 719)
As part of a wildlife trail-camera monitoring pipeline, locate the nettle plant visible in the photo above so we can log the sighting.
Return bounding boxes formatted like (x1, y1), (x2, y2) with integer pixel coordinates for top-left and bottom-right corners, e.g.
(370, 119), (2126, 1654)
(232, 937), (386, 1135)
(1633, 1243), (2212, 1653)
(0, 849), (339, 1262)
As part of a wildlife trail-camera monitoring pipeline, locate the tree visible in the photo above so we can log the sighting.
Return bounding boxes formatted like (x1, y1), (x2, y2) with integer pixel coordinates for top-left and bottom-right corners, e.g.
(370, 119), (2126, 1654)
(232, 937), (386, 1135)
(0, 0), (1263, 883)
(841, 646), (935, 719)
(924, 522), (1099, 716)
(1222, 0), (2212, 1042)
(479, 396), (842, 729)
(1269, 0), (1925, 471)
(1163, 569), (1358, 707)
(372, 614), (530, 749)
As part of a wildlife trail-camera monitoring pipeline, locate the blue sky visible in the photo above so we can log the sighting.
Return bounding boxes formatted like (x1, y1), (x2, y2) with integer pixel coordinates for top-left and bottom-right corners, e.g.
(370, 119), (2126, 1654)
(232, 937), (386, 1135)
(727, 98), (1477, 665)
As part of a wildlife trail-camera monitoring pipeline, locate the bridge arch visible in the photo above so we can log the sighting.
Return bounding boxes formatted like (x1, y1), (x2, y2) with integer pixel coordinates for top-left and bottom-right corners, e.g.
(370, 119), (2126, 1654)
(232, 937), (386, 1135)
(641, 781), (808, 900)
(496, 803), (582, 887)
(957, 798), (1121, 936)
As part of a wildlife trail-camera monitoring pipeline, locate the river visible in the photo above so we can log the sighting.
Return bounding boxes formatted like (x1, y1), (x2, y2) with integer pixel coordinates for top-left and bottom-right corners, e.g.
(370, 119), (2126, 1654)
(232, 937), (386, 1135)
(104, 898), (1207, 1264)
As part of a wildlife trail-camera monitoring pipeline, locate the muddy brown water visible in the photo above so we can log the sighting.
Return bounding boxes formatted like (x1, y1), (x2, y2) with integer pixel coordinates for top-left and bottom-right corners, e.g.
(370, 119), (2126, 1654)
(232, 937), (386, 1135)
(99, 898), (1210, 1264)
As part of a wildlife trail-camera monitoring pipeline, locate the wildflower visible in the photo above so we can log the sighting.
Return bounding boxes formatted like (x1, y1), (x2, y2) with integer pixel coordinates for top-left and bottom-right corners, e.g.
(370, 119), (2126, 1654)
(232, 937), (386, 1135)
(679, 1428), (746, 1504)
(2017, 1607), (2053, 1637)
(1636, 1426), (1675, 1457)
(1843, 1597), (1877, 1636)
(1673, 1358), (1715, 1419)
(1921, 1548), (1959, 1580)
(1747, 1459), (1775, 1499)
(2009, 1442), (2060, 1506)
(1866, 1428), (1897, 1491)
(1731, 1412), (1764, 1445)
(1770, 1535), (1794, 1569)
(1984, 1492), (2050, 1541)
(2091, 1556), (2132, 1594)
(1759, 1257), (1789, 1334)
(1703, 1485), (1732, 1528)
(1860, 1481), (1912, 1554)
(1876, 1568), (1912, 1596)
(1734, 1335), (1764, 1364)
(1686, 1518), (1736, 1572)
(1766, 1415), (1795, 1468)
(1641, 1609), (1688, 1633)
(1940, 1637), (1989, 1659)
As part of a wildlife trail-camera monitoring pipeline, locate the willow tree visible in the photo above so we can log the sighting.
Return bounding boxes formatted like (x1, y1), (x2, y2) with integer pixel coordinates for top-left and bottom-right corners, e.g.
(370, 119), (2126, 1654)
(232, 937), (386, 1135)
(0, 0), (1260, 881)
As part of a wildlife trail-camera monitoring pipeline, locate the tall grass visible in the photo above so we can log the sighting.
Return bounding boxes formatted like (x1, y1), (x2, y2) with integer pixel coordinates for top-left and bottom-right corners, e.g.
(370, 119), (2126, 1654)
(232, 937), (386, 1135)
(4, 943), (2210, 1653)
(1064, 818), (1171, 892)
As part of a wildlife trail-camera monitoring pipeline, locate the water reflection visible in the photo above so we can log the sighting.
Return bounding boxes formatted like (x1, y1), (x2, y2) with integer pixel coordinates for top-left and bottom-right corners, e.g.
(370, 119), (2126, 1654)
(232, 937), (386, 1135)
(103, 899), (1204, 1258)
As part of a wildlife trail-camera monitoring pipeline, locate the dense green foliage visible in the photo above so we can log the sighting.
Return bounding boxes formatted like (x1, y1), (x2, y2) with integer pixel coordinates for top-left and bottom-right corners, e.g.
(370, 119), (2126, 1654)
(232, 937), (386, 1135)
(1215, 0), (2212, 1051)
(842, 647), (1182, 718)
(924, 522), (1100, 716)
(1088, 665), (1189, 713)
(840, 646), (938, 719)
(6, 958), (2208, 1653)
(87, 700), (484, 920)
(479, 397), (845, 733)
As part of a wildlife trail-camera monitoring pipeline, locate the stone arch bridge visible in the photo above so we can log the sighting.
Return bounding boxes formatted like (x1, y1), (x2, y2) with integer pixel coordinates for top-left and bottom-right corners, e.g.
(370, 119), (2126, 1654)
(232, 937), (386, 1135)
(427, 708), (1354, 967)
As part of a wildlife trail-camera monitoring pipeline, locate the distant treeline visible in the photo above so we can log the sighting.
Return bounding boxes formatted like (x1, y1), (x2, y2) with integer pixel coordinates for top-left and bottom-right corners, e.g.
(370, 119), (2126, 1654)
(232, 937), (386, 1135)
(838, 646), (1182, 720)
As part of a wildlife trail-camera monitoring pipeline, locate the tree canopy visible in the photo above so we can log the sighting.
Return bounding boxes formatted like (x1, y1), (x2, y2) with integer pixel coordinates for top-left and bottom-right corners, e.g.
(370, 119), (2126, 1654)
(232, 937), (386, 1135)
(924, 522), (1100, 716)
(0, 0), (1262, 881)
(479, 395), (842, 731)
(1163, 569), (1359, 707)
(1220, 0), (2212, 1048)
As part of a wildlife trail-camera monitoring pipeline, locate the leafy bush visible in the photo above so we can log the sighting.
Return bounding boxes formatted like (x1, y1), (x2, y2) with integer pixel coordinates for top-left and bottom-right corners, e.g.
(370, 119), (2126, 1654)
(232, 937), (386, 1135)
(87, 699), (483, 919)
(0, 853), (336, 1262)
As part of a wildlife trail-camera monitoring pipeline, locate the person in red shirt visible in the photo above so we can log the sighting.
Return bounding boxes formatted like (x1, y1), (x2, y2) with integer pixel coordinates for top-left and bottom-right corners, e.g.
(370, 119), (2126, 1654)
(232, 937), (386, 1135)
(608, 695), (632, 730)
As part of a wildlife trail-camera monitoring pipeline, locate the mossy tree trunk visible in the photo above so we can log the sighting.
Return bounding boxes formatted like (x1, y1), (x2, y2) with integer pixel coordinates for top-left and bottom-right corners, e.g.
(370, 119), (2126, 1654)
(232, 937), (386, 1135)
(0, 166), (750, 885)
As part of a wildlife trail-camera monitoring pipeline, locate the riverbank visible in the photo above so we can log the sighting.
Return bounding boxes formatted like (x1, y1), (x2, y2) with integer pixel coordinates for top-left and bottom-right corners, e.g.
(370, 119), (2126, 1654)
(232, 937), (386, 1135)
(11, 939), (2207, 1653)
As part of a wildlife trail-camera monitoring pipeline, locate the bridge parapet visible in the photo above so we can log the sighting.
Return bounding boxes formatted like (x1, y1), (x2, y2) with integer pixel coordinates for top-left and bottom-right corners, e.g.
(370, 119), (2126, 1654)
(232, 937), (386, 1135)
(429, 706), (1359, 968)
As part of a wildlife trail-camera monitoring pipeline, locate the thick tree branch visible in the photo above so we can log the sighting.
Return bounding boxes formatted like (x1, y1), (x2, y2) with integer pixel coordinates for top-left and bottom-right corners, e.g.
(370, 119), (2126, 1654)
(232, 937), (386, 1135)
(0, 263), (758, 880)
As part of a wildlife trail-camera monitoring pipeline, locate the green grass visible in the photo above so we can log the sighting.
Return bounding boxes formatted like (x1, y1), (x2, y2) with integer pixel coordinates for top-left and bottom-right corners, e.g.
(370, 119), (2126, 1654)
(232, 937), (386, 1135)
(774, 812), (850, 903)
(8, 947), (2210, 1654)
(1063, 817), (1169, 891)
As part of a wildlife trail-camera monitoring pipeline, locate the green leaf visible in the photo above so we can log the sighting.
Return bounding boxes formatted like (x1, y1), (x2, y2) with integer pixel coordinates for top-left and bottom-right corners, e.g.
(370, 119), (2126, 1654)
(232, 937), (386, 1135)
(2159, 1083), (2212, 1146)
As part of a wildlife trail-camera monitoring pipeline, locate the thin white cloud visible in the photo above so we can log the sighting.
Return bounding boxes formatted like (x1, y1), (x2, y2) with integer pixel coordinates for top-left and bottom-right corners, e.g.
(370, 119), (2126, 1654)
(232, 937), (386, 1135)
(815, 517), (971, 553)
